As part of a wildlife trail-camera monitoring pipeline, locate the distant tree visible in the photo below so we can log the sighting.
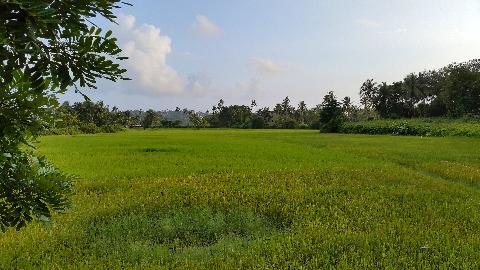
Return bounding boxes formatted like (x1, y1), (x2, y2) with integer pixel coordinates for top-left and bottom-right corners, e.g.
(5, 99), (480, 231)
(217, 99), (225, 110)
(217, 105), (252, 128)
(402, 73), (424, 117)
(142, 109), (161, 129)
(271, 97), (297, 128)
(297, 101), (307, 125)
(186, 110), (208, 129)
(373, 82), (390, 118)
(250, 100), (257, 109)
(304, 104), (322, 129)
(255, 107), (273, 127)
(342, 96), (355, 120)
(442, 66), (480, 116)
(281, 96), (294, 118)
(360, 79), (378, 111)
(250, 115), (266, 129)
(319, 91), (344, 133)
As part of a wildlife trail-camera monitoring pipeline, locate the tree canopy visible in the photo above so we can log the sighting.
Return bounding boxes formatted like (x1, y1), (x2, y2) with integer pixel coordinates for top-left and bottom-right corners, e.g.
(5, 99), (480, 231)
(359, 59), (480, 118)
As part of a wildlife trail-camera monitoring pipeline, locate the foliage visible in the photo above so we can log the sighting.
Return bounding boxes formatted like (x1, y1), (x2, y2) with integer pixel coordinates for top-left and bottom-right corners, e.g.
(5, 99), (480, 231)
(206, 98), (323, 130)
(1, 130), (479, 268)
(209, 101), (253, 128)
(0, 150), (72, 232)
(319, 91), (344, 133)
(0, 0), (128, 231)
(185, 110), (209, 129)
(359, 59), (480, 119)
(141, 109), (162, 129)
(341, 117), (480, 137)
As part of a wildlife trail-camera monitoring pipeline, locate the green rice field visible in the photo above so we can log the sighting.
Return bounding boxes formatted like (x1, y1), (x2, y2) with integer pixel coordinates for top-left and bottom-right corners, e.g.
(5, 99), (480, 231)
(1, 129), (479, 269)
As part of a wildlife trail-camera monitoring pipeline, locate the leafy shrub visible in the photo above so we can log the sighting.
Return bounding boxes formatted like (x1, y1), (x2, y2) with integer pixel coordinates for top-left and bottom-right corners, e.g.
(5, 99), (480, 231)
(341, 118), (480, 137)
(100, 124), (125, 133)
(41, 126), (82, 135)
(79, 123), (101, 134)
(0, 150), (73, 232)
(42, 124), (126, 135)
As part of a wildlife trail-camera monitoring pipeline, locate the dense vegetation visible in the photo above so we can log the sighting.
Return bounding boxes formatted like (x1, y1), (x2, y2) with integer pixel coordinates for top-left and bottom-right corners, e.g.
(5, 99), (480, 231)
(44, 101), (130, 135)
(0, 0), (128, 231)
(360, 60), (480, 119)
(342, 118), (480, 137)
(0, 130), (479, 268)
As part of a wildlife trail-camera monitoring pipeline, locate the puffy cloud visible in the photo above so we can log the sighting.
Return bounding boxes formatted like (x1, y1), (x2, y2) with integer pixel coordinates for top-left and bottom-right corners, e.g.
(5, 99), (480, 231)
(116, 14), (183, 95)
(192, 15), (222, 37)
(355, 18), (383, 28)
(118, 14), (135, 31)
(255, 58), (283, 75)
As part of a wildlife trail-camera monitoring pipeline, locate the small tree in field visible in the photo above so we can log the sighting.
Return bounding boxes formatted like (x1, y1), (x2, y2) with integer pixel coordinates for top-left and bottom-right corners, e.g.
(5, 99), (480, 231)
(0, 0), (128, 231)
(319, 91), (344, 133)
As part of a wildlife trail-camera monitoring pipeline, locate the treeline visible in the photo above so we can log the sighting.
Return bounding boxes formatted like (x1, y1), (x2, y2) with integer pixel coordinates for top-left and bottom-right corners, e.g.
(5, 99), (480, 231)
(47, 101), (195, 134)
(47, 101), (131, 134)
(49, 59), (480, 134)
(194, 95), (354, 131)
(359, 59), (480, 118)
(204, 98), (321, 129)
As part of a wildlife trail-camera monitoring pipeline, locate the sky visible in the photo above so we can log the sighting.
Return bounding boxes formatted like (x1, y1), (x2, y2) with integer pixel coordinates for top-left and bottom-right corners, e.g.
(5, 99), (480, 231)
(61, 0), (480, 111)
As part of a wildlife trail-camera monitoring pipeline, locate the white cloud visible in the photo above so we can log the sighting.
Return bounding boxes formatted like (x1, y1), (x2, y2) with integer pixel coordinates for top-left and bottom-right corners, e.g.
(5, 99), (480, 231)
(192, 15), (222, 37)
(117, 14), (183, 96)
(186, 72), (213, 96)
(118, 14), (135, 31)
(255, 58), (283, 75)
(355, 18), (383, 28)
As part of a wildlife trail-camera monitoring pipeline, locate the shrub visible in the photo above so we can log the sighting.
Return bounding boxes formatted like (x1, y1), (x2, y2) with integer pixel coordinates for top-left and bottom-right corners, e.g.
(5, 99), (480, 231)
(79, 123), (101, 134)
(341, 118), (480, 137)
(0, 150), (73, 232)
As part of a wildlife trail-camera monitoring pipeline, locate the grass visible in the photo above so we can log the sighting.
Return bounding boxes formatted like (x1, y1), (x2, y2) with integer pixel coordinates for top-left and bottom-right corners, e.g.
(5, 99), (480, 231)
(1, 129), (480, 269)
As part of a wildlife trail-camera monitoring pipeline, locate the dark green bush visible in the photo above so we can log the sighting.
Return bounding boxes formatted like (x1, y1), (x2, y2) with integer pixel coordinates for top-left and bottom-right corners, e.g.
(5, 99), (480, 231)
(341, 118), (480, 137)
(100, 124), (125, 133)
(0, 150), (73, 232)
(79, 123), (101, 134)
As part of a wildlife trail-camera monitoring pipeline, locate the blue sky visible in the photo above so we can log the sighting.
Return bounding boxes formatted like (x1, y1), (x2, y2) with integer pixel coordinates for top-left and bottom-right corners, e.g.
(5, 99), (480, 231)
(62, 0), (480, 111)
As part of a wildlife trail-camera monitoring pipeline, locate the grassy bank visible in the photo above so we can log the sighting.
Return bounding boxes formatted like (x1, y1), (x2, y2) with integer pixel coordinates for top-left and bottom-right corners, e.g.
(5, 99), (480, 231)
(1, 129), (479, 269)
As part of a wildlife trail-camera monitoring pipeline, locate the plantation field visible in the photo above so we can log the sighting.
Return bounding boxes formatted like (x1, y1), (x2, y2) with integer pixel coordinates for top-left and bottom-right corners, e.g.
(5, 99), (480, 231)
(1, 129), (480, 269)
